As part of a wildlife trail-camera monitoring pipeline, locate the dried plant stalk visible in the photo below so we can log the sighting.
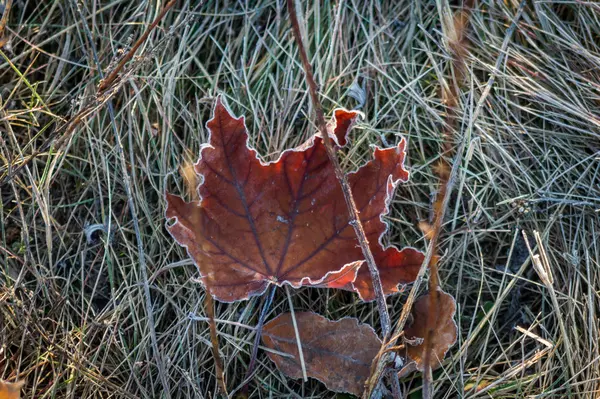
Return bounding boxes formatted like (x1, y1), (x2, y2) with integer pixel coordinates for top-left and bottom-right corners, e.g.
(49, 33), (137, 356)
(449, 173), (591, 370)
(421, 3), (472, 396)
(286, 0), (392, 339)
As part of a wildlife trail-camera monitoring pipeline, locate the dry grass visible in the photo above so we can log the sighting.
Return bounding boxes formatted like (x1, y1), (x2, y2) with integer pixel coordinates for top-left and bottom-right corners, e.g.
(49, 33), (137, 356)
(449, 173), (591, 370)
(1, 0), (599, 398)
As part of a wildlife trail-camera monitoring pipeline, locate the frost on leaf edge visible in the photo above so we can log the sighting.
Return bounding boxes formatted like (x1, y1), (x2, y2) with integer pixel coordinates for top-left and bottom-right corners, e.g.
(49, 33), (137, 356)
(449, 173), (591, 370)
(165, 95), (423, 302)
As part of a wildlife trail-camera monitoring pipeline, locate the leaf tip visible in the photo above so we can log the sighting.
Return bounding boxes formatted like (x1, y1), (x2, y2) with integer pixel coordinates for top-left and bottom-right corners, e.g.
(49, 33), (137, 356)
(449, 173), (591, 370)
(330, 108), (363, 147)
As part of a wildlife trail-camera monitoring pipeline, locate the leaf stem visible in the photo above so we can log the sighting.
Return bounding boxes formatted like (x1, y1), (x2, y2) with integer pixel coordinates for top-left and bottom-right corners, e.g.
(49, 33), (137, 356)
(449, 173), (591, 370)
(421, 1), (474, 396)
(286, 0), (391, 339)
(205, 292), (228, 395)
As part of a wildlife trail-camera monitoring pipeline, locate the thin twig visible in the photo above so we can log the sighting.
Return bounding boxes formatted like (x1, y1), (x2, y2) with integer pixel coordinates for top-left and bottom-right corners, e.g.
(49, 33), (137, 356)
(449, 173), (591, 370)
(423, 0), (526, 364)
(421, 1), (473, 395)
(0, 0), (179, 186)
(364, 1), (477, 396)
(205, 291), (228, 395)
(97, 0), (177, 93)
(387, 369), (403, 398)
(0, 0), (12, 48)
(286, 0), (392, 339)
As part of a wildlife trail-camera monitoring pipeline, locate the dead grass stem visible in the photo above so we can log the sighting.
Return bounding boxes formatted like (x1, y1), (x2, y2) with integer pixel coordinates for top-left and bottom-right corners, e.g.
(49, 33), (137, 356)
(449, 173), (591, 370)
(1, 0), (599, 397)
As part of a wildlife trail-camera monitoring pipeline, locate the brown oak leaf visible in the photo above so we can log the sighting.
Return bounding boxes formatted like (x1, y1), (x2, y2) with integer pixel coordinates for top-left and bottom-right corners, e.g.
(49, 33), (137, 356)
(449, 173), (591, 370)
(165, 97), (424, 302)
(400, 289), (457, 376)
(262, 311), (381, 396)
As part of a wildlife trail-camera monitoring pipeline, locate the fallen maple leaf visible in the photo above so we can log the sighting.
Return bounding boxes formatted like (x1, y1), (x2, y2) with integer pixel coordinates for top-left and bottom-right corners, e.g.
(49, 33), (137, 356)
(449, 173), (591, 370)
(262, 311), (381, 396)
(0, 380), (24, 399)
(399, 289), (457, 375)
(166, 97), (423, 302)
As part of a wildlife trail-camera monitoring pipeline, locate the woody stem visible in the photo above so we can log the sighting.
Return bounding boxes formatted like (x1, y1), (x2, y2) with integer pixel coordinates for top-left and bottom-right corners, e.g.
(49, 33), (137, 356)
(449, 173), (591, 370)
(286, 0), (391, 339)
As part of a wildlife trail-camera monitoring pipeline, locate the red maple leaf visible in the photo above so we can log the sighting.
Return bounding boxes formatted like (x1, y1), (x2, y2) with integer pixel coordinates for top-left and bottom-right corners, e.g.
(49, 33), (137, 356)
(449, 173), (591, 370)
(165, 97), (423, 302)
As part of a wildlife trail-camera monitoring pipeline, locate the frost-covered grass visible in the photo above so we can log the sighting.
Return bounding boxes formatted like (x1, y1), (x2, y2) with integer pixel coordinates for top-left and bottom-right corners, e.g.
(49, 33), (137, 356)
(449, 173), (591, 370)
(1, 1), (599, 397)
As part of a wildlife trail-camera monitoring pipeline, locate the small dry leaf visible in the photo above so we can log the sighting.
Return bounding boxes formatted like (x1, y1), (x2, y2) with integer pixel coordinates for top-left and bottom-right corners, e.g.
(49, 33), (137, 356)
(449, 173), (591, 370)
(0, 380), (24, 399)
(448, 9), (470, 59)
(400, 289), (457, 374)
(418, 221), (434, 240)
(262, 312), (381, 396)
(179, 148), (199, 201)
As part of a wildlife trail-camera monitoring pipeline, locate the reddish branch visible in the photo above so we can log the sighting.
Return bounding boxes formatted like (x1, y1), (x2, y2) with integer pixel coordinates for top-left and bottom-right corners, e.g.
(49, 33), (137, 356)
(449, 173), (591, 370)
(0, 0), (12, 48)
(286, 0), (392, 338)
(363, 5), (472, 398)
(205, 292), (228, 395)
(98, 0), (177, 93)
(421, 5), (471, 398)
(198, 248), (227, 395)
